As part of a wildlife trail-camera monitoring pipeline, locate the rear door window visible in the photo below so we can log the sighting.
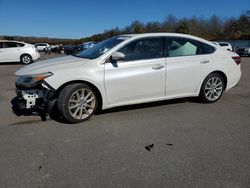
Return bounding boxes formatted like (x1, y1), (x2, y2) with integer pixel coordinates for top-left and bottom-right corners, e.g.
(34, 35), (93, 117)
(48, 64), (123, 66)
(4, 42), (19, 48)
(16, 43), (25, 47)
(165, 37), (215, 57)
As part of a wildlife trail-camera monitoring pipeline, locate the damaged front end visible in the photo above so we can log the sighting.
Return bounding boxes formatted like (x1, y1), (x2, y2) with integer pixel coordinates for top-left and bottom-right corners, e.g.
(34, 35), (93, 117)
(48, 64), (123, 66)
(13, 72), (56, 118)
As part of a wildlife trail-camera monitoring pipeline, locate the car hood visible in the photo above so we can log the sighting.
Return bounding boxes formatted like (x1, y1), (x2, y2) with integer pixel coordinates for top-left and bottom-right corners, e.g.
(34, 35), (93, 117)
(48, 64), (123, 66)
(15, 56), (88, 75)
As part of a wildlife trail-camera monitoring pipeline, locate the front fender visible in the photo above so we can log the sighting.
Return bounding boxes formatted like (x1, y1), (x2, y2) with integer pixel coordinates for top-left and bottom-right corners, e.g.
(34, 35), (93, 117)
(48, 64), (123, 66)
(44, 66), (108, 109)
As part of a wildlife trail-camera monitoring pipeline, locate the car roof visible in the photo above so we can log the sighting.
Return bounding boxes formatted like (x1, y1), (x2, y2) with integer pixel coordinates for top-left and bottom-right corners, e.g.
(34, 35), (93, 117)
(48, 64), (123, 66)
(120, 33), (205, 40)
(0, 40), (26, 44)
(120, 33), (200, 38)
(119, 33), (215, 46)
(218, 42), (230, 44)
(83, 42), (95, 44)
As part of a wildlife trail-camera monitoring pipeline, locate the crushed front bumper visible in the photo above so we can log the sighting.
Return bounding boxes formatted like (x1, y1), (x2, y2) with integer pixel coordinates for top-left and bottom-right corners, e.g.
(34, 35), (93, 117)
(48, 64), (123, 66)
(14, 82), (56, 114)
(16, 88), (51, 109)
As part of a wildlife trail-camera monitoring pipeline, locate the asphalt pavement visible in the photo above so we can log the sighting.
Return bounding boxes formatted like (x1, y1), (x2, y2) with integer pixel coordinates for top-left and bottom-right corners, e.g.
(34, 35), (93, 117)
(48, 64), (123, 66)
(0, 54), (249, 188)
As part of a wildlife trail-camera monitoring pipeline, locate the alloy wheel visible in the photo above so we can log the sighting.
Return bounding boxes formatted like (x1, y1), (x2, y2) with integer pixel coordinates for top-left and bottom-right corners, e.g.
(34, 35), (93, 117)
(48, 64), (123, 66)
(22, 56), (31, 64)
(68, 88), (96, 120)
(204, 77), (223, 101)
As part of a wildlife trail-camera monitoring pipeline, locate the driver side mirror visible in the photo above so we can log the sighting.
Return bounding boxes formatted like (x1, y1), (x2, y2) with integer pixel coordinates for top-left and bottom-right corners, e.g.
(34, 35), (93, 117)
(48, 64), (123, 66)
(110, 51), (125, 62)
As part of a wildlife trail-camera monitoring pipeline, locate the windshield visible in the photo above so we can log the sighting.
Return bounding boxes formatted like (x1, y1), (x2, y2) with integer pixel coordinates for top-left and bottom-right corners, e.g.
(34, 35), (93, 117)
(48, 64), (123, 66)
(77, 36), (130, 59)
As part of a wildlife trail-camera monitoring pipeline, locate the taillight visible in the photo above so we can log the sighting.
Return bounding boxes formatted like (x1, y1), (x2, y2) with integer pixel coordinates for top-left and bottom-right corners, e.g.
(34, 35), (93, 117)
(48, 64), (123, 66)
(232, 56), (241, 65)
(33, 47), (38, 52)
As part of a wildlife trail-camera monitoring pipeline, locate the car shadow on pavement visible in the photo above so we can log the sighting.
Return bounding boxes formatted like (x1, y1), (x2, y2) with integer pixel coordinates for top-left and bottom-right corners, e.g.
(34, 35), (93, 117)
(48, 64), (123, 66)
(98, 97), (197, 115)
(11, 97), (49, 121)
(11, 96), (198, 124)
(8, 119), (48, 126)
(0, 62), (22, 65)
(50, 97), (197, 123)
(11, 97), (68, 125)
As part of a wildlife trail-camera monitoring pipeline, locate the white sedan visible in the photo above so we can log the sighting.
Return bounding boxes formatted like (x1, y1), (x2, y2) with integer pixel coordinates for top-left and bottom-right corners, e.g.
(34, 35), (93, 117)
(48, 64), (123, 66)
(0, 40), (40, 64)
(14, 33), (241, 123)
(34, 43), (50, 52)
(214, 42), (233, 51)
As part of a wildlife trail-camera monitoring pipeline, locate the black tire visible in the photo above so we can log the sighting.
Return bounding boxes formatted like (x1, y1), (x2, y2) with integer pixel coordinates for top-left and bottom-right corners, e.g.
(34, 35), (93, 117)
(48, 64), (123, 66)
(57, 83), (98, 123)
(199, 73), (225, 103)
(20, 54), (33, 64)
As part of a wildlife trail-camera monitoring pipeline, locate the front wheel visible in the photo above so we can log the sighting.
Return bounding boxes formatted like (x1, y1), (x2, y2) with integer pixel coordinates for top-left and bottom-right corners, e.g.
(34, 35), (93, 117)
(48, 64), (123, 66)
(199, 73), (225, 103)
(57, 83), (98, 123)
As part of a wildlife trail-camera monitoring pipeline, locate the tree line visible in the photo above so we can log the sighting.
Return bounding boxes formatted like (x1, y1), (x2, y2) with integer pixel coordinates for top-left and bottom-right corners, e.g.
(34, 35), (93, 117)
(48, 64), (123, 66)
(1, 11), (249, 45)
(0, 35), (79, 45)
(80, 11), (250, 42)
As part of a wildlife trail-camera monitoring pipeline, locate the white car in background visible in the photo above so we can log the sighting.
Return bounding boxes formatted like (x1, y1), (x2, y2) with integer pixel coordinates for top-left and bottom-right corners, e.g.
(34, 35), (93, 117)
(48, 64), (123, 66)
(15, 33), (241, 123)
(35, 43), (50, 52)
(214, 42), (233, 51)
(0, 40), (40, 64)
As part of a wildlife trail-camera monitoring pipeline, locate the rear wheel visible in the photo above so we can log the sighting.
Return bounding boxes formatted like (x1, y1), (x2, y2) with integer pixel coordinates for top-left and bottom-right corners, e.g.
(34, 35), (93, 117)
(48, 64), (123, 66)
(57, 83), (98, 123)
(20, 54), (33, 64)
(199, 73), (225, 103)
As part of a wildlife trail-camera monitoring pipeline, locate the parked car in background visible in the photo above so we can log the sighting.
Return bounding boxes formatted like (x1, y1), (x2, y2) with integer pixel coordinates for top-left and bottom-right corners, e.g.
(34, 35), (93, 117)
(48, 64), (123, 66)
(236, 47), (250, 57)
(51, 44), (64, 54)
(49, 45), (57, 50)
(64, 42), (98, 55)
(0, 40), (40, 64)
(214, 42), (233, 51)
(35, 43), (50, 52)
(63, 44), (80, 55)
(14, 33), (241, 123)
(80, 42), (98, 51)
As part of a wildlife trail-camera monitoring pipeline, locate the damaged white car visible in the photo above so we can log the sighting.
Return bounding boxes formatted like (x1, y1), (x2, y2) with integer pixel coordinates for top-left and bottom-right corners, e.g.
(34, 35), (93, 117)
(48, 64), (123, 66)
(14, 33), (241, 123)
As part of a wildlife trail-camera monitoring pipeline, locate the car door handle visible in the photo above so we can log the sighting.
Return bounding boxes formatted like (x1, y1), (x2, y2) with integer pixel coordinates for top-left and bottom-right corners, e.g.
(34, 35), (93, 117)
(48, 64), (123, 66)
(200, 60), (210, 64)
(152, 64), (164, 70)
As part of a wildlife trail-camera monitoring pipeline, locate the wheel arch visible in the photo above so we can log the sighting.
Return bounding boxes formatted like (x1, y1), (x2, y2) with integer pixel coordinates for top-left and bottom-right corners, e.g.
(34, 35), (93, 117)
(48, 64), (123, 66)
(209, 70), (228, 90)
(20, 53), (32, 59)
(54, 80), (103, 110)
(197, 70), (228, 96)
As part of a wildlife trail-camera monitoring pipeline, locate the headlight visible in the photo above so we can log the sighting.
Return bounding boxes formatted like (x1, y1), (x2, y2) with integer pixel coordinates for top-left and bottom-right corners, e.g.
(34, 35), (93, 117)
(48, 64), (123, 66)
(16, 72), (53, 88)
